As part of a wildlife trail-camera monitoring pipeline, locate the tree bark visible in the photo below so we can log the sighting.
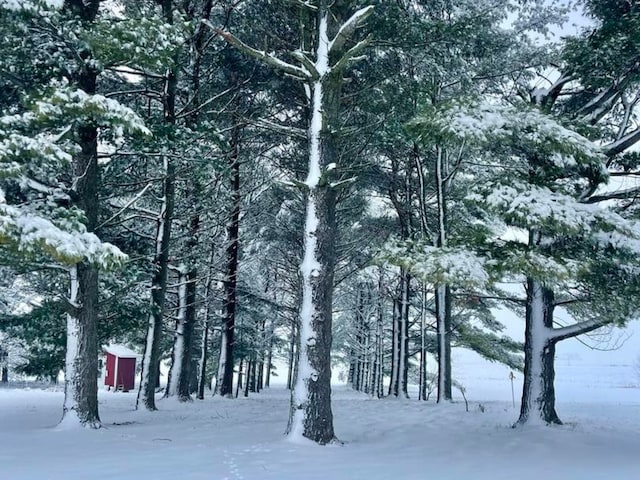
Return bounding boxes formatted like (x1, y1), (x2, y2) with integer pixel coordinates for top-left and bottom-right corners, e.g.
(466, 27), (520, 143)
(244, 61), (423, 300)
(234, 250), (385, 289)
(218, 124), (242, 397)
(374, 274), (384, 399)
(286, 5), (340, 444)
(235, 358), (243, 398)
(137, 0), (178, 411)
(436, 285), (452, 402)
(265, 337), (273, 388)
(197, 254), (214, 400)
(418, 286), (428, 401)
(215, 0), (374, 445)
(286, 321), (297, 390)
(137, 158), (175, 411)
(435, 146), (452, 402)
(389, 271), (410, 398)
(388, 297), (399, 396)
(516, 278), (561, 425)
(61, 1), (101, 425)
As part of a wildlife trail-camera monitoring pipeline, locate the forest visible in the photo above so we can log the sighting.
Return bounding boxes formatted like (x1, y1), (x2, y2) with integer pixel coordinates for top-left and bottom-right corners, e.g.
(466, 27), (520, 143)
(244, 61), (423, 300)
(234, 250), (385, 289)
(0, 0), (639, 451)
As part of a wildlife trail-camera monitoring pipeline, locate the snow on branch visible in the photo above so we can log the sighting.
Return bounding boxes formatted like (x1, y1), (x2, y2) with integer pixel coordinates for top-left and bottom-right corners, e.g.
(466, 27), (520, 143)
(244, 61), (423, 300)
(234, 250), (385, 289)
(290, 50), (319, 80)
(474, 182), (635, 236)
(202, 20), (312, 81)
(332, 35), (372, 73)
(292, 0), (317, 10)
(0, 205), (127, 267)
(377, 239), (492, 289)
(0, 0), (63, 11)
(585, 184), (640, 204)
(328, 6), (374, 55)
(604, 127), (640, 158)
(549, 318), (610, 343)
(410, 100), (604, 163)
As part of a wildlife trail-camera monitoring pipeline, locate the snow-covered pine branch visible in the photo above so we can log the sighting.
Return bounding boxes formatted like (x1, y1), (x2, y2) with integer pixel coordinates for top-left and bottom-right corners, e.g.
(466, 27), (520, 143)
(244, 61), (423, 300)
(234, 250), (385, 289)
(377, 239), (492, 290)
(201, 20), (312, 81)
(328, 6), (374, 55)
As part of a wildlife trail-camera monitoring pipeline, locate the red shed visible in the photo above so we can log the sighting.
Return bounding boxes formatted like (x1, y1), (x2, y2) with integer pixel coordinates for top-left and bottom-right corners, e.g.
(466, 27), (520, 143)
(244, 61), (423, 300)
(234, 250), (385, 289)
(104, 345), (139, 392)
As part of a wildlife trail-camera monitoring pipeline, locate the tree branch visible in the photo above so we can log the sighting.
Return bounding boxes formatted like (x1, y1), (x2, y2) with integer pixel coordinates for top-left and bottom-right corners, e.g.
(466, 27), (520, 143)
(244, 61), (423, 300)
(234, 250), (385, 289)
(332, 35), (372, 73)
(329, 6), (374, 55)
(604, 127), (640, 158)
(549, 318), (610, 343)
(202, 20), (311, 80)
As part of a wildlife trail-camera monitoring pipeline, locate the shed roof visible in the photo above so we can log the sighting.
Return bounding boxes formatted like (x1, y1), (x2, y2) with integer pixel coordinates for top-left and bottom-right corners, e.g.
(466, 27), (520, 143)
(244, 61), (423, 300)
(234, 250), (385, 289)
(103, 344), (140, 358)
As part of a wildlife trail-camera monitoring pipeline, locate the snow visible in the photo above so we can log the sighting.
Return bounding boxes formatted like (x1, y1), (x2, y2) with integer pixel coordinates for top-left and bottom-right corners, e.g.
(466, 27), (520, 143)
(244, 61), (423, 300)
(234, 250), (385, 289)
(1, 365), (638, 480)
(413, 100), (605, 165)
(525, 279), (550, 425)
(379, 241), (491, 288)
(0, 205), (127, 267)
(103, 344), (140, 359)
(436, 285), (447, 401)
(289, 10), (331, 441)
(166, 270), (187, 397)
(61, 266), (79, 426)
(136, 313), (156, 409)
(0, 0), (63, 10)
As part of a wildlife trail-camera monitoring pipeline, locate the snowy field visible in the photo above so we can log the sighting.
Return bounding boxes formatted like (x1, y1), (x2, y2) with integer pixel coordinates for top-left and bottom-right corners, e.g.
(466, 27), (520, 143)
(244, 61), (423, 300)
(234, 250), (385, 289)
(1, 355), (639, 480)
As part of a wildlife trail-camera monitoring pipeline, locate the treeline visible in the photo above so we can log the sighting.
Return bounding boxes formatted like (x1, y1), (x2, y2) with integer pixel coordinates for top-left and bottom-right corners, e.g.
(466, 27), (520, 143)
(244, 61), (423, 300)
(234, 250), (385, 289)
(0, 0), (639, 443)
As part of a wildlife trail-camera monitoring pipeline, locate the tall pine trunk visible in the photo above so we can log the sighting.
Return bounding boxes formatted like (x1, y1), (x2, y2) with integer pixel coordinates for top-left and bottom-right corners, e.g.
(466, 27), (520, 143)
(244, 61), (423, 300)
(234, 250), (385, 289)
(418, 286), (428, 401)
(516, 278), (561, 425)
(435, 146), (452, 402)
(218, 123), (241, 397)
(388, 270), (410, 398)
(286, 6), (339, 444)
(137, 0), (178, 411)
(211, 0), (374, 445)
(197, 250), (215, 400)
(435, 285), (452, 402)
(61, 1), (101, 426)
(166, 212), (199, 401)
(137, 158), (175, 410)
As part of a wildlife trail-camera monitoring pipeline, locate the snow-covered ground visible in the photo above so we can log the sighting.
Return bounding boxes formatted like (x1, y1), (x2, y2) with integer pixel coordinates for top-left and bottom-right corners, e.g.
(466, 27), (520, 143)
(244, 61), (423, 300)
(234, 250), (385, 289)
(1, 357), (638, 480)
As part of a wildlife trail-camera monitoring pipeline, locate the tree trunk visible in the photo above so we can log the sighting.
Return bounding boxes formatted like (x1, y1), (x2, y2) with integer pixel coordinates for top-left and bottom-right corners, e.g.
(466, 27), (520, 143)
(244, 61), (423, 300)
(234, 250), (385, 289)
(436, 285), (452, 402)
(286, 321), (297, 390)
(180, 219), (200, 398)
(197, 258), (214, 400)
(516, 278), (561, 426)
(265, 339), (273, 388)
(418, 286), (428, 401)
(165, 267), (195, 401)
(219, 124), (242, 397)
(388, 297), (399, 396)
(389, 271), (410, 398)
(166, 208), (199, 401)
(197, 321), (209, 400)
(374, 273), (384, 399)
(0, 346), (7, 384)
(348, 349), (356, 387)
(62, 262), (101, 428)
(434, 145), (453, 403)
(61, 10), (101, 424)
(399, 271), (410, 398)
(257, 360), (264, 392)
(286, 6), (339, 444)
(235, 358), (243, 398)
(137, 157), (175, 410)
(136, 0), (178, 411)
(249, 358), (257, 393)
(244, 360), (252, 397)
